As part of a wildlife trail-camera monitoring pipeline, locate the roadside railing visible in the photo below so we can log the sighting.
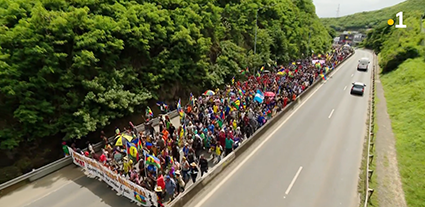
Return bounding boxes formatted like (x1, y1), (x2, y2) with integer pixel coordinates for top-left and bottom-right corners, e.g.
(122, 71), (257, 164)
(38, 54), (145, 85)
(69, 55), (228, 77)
(363, 51), (377, 206)
(0, 109), (179, 194)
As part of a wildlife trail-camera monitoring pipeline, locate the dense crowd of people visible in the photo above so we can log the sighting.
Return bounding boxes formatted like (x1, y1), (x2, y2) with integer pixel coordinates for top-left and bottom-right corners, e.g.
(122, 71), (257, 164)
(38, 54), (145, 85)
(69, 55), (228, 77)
(67, 46), (352, 207)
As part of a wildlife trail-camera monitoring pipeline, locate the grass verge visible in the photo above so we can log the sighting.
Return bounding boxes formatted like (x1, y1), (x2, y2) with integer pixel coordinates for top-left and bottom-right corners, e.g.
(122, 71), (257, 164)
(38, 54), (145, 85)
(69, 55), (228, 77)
(358, 128), (368, 206)
(368, 90), (379, 206)
(358, 61), (379, 207)
(380, 57), (425, 207)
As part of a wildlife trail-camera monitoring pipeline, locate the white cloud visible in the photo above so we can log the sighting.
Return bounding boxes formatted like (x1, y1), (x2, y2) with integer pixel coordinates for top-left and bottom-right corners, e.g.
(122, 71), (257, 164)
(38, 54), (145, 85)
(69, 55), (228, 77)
(313, 0), (407, 18)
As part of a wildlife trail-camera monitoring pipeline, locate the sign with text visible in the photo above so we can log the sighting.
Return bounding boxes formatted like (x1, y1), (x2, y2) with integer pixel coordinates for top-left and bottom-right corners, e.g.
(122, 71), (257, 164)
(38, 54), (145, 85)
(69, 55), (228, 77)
(68, 147), (157, 206)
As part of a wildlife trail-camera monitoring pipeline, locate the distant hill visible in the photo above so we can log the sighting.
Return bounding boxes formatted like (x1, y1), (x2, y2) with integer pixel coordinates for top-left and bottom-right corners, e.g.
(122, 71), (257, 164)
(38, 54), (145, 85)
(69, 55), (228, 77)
(321, 0), (425, 31)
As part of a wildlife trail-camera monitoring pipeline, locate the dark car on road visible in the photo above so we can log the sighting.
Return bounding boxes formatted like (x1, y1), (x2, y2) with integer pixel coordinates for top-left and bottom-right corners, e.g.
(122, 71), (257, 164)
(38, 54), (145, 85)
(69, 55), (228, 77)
(350, 82), (366, 96)
(357, 58), (370, 71)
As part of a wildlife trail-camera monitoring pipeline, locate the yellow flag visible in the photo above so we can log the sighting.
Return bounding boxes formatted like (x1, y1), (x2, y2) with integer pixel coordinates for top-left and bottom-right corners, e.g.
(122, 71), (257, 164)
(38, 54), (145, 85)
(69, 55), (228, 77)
(115, 137), (123, 146)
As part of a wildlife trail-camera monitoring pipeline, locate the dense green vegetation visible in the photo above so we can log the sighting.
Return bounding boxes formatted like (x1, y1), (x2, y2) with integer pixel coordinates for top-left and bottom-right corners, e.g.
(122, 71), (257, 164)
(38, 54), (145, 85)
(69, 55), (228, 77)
(321, 0), (425, 32)
(362, 9), (425, 207)
(0, 0), (331, 183)
(363, 11), (425, 73)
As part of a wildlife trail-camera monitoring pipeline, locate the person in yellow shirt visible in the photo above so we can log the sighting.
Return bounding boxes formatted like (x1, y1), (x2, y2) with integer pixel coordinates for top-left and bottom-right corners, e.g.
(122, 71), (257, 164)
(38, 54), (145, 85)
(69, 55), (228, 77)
(123, 157), (133, 176)
(215, 144), (222, 164)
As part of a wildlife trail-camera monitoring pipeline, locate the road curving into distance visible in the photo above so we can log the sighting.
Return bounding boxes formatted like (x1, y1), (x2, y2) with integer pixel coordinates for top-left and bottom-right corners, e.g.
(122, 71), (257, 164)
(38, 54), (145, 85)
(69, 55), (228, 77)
(0, 49), (371, 207)
(183, 49), (373, 207)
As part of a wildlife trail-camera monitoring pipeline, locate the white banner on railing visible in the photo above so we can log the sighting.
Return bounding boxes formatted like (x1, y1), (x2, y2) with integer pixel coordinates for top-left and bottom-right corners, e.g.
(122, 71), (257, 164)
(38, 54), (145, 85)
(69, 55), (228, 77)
(68, 147), (157, 206)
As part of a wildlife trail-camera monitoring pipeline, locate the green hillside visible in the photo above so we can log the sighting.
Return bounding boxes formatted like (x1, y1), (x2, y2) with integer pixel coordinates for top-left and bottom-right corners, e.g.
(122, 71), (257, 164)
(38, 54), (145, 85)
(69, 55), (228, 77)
(0, 0), (331, 183)
(362, 10), (425, 207)
(321, 0), (425, 31)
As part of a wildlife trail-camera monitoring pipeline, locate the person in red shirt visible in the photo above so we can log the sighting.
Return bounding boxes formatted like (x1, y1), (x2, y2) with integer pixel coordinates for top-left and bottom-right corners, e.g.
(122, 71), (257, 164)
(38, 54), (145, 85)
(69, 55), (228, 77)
(99, 152), (107, 164)
(283, 96), (288, 107)
(157, 173), (166, 197)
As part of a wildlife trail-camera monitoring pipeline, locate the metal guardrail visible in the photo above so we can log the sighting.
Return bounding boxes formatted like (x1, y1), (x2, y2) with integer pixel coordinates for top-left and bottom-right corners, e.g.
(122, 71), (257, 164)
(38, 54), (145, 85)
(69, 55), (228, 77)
(364, 51), (377, 206)
(0, 109), (179, 192)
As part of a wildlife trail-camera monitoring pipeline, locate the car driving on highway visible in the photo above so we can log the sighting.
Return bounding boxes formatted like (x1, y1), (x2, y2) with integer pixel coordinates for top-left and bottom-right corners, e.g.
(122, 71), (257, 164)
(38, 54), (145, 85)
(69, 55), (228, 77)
(357, 57), (370, 71)
(350, 82), (366, 96)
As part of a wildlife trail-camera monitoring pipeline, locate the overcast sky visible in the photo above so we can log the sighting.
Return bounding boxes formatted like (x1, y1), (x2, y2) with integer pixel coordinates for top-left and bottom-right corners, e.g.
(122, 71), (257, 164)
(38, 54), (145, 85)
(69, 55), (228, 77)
(313, 0), (407, 18)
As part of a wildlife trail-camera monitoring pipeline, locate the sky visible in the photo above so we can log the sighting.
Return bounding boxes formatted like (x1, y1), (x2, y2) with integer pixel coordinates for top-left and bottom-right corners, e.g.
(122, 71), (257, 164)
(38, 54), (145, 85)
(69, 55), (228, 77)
(313, 0), (407, 18)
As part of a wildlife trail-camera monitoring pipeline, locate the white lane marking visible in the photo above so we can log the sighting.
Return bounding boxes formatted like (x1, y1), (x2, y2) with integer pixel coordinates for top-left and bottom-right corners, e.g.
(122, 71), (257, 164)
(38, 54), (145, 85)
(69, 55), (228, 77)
(344, 86), (347, 90)
(328, 109), (335, 118)
(285, 166), (303, 195)
(22, 174), (85, 207)
(351, 74), (354, 77)
(192, 54), (353, 207)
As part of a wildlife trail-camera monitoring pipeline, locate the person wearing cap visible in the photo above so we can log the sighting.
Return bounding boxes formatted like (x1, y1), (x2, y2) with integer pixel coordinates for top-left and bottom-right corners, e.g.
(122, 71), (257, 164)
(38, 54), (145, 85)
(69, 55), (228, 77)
(174, 170), (185, 194)
(164, 175), (176, 202)
(189, 162), (199, 183)
(154, 186), (164, 207)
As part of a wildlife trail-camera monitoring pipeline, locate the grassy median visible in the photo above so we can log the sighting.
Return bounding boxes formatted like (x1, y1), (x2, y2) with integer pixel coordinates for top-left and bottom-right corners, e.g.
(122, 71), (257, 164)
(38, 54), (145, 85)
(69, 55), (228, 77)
(380, 58), (425, 207)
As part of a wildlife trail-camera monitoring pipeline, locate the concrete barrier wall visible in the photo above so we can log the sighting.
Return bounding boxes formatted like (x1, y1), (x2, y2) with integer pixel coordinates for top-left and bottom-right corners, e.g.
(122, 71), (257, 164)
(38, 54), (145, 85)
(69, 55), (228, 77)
(167, 52), (355, 207)
(0, 110), (179, 193)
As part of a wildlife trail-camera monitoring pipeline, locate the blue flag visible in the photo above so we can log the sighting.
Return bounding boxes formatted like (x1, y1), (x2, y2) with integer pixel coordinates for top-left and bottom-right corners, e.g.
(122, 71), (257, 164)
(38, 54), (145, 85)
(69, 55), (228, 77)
(254, 89), (264, 103)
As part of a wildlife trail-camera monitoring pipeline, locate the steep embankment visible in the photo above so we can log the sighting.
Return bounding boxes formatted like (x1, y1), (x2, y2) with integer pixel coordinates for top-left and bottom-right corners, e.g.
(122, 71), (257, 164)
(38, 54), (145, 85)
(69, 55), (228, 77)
(321, 0), (425, 32)
(0, 0), (332, 183)
(363, 10), (425, 207)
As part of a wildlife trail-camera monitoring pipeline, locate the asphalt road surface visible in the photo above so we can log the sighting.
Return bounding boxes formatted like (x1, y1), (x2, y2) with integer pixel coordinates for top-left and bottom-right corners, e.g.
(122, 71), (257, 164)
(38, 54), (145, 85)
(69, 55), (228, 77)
(184, 49), (373, 207)
(0, 116), (181, 207)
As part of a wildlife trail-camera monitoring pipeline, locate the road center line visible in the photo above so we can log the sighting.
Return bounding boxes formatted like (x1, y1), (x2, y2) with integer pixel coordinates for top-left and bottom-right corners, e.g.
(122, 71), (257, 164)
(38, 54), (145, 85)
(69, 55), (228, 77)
(343, 86), (347, 90)
(192, 55), (353, 207)
(285, 166), (303, 195)
(328, 109), (335, 118)
(351, 74), (354, 77)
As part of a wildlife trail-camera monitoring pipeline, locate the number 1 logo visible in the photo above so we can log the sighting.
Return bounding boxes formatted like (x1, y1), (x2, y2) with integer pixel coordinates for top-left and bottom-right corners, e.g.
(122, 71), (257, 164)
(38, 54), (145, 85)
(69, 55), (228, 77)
(395, 11), (407, 28)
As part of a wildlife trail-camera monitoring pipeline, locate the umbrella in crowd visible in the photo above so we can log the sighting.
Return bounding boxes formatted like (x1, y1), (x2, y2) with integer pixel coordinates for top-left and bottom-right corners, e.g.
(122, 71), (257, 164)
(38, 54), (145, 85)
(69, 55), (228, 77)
(264, 92), (275, 97)
(115, 134), (133, 146)
(203, 90), (215, 96)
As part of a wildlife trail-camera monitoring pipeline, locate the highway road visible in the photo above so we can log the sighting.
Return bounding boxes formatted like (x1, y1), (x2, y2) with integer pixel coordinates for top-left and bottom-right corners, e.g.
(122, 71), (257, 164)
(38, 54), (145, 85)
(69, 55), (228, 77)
(184, 49), (373, 207)
(0, 116), (182, 207)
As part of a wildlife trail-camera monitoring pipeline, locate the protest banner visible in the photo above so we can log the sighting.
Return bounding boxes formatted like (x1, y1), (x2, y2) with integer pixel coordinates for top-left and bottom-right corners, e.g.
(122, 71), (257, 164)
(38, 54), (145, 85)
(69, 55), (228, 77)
(68, 147), (157, 206)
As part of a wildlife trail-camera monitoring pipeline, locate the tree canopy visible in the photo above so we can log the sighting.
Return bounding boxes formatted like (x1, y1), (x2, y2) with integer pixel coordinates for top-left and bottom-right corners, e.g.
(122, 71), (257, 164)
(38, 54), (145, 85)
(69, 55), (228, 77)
(0, 0), (331, 181)
(0, 0), (331, 152)
(361, 10), (425, 73)
(321, 0), (425, 32)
